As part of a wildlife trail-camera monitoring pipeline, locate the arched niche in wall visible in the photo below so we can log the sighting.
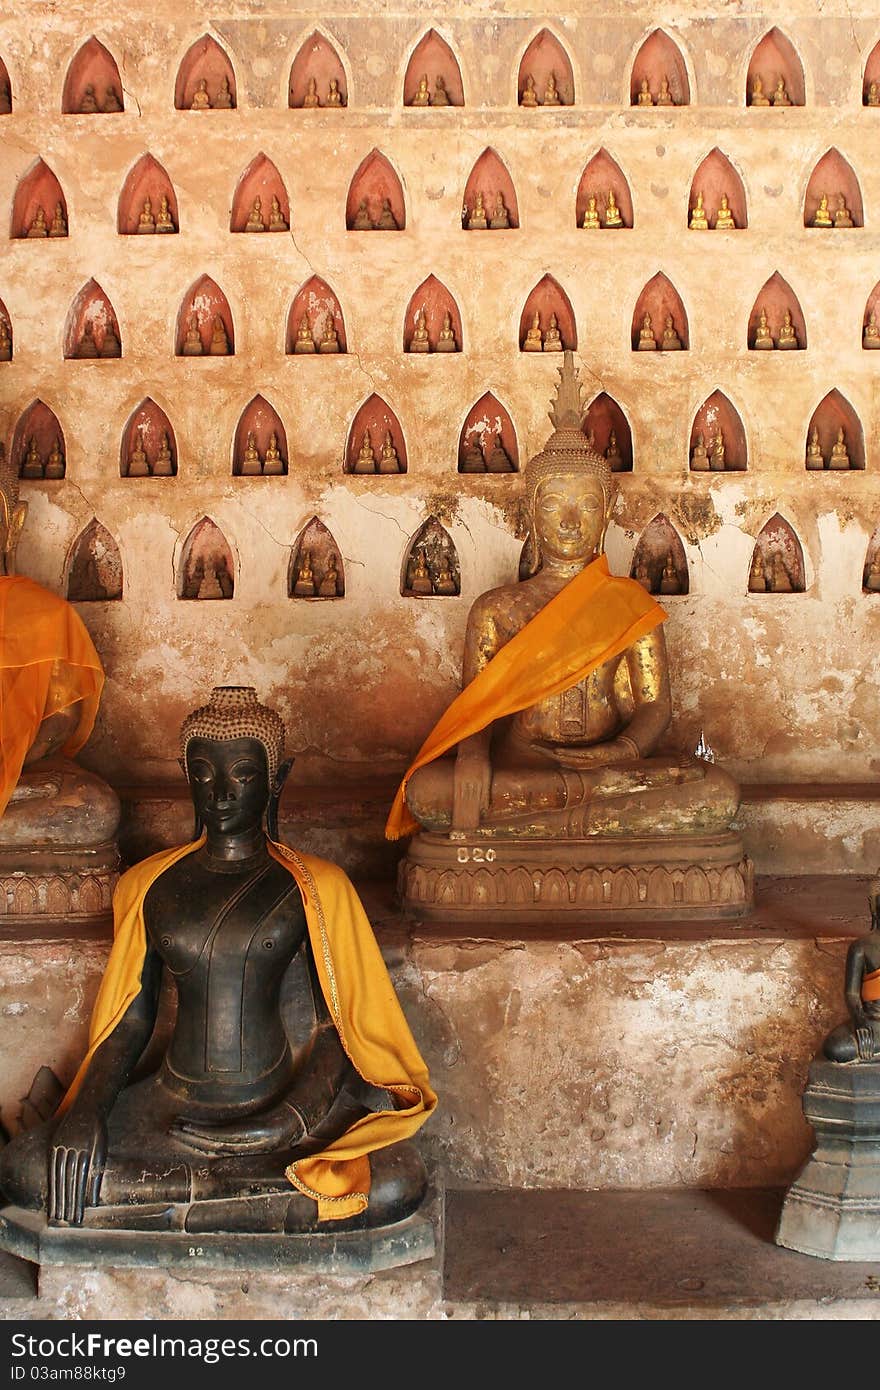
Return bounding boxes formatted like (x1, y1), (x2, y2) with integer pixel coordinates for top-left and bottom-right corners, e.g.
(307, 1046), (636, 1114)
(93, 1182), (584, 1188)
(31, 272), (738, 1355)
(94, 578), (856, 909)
(403, 274), (462, 352)
(0, 55), (11, 113)
(401, 518), (460, 597)
(62, 36), (123, 114)
(803, 149), (863, 228)
(14, 401), (66, 480)
(232, 395), (288, 477)
(345, 149), (405, 230)
(175, 276), (234, 356)
(403, 29), (464, 107)
(461, 148), (518, 230)
(583, 393), (633, 473)
(66, 520), (122, 601)
(747, 272), (806, 350)
(287, 276), (347, 354)
(863, 281), (880, 349)
(344, 395), (407, 475)
(746, 28), (805, 107)
(12, 159), (68, 239)
(230, 153), (290, 233)
(517, 28), (575, 107)
(862, 524), (880, 591)
(748, 514), (806, 593)
(687, 149), (747, 229)
(63, 280), (122, 359)
(689, 391), (747, 472)
(631, 273), (689, 350)
(863, 39), (880, 105)
(120, 398), (177, 478)
(629, 29), (690, 106)
(177, 517), (235, 600)
(117, 154), (178, 235)
(289, 517), (345, 598)
(629, 515), (689, 595)
(804, 389), (865, 471)
(174, 34), (236, 111)
(575, 149), (633, 229)
(0, 299), (12, 362)
(458, 392), (518, 473)
(519, 275), (576, 352)
(289, 30), (347, 109)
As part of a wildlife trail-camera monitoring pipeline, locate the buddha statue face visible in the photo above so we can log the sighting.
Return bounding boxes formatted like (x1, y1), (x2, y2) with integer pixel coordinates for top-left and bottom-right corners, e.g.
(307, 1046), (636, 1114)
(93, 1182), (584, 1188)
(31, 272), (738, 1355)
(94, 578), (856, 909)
(185, 735), (270, 839)
(532, 472), (610, 567)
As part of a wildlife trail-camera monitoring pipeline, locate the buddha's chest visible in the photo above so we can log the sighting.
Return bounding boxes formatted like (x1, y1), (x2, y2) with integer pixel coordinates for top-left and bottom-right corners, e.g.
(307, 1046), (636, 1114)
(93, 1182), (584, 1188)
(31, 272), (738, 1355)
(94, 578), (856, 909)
(514, 661), (622, 742)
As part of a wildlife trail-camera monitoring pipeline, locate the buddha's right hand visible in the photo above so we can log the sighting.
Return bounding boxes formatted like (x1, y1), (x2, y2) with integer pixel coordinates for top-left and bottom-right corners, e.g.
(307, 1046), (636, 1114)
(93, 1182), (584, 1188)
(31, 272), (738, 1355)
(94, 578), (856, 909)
(48, 1108), (107, 1225)
(452, 751), (491, 831)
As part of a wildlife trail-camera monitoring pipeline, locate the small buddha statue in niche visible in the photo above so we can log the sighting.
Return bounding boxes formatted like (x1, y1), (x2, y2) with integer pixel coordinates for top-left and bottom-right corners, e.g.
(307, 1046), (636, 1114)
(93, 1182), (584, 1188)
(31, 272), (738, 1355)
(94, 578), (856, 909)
(127, 436), (149, 478)
(0, 77), (11, 114)
(660, 314), (682, 350)
(690, 431), (709, 470)
(461, 438), (485, 473)
(714, 193), (735, 230)
(319, 319), (340, 353)
(829, 426), (850, 469)
(750, 73), (770, 106)
(489, 192), (510, 229)
(294, 313), (316, 354)
(543, 72), (561, 106)
(240, 431), (262, 476)
(352, 199), (373, 231)
(302, 77), (320, 108)
(433, 559), (458, 595)
(834, 194), (854, 229)
(689, 192), (709, 230)
(709, 429), (726, 471)
(523, 311), (543, 352)
(753, 306), (774, 350)
(409, 309), (430, 353)
(209, 315), (230, 356)
(318, 554), (340, 597)
(865, 553), (880, 592)
(214, 75), (234, 109)
(769, 551), (793, 593)
(864, 310), (880, 348)
(26, 207), (48, 238)
(326, 78), (343, 107)
(867, 81), (880, 107)
(748, 551), (767, 592)
(487, 432), (513, 472)
(806, 425), (824, 469)
(467, 191), (488, 229)
(637, 312), (656, 350)
(197, 558), (224, 600)
(772, 75), (791, 106)
(269, 196), (288, 231)
(636, 76), (653, 106)
(100, 324), (121, 359)
(103, 86), (122, 113)
(777, 308), (798, 350)
(353, 429), (376, 474)
(376, 198), (398, 230)
(432, 75), (450, 106)
(190, 78), (211, 110)
(436, 311), (456, 352)
(22, 438), (43, 479)
(293, 550), (316, 596)
(0, 318), (11, 361)
(182, 315), (203, 356)
(659, 552), (681, 594)
(155, 195), (174, 233)
(216, 555), (234, 599)
(543, 313), (563, 351)
(137, 198), (156, 233)
(582, 195), (601, 229)
(263, 433), (284, 476)
(604, 190), (623, 228)
(79, 84), (99, 114)
(45, 438), (65, 479)
(812, 193), (833, 228)
(411, 74), (431, 107)
(633, 558), (652, 591)
(520, 73), (539, 107)
(49, 203), (67, 237)
(409, 549), (433, 595)
(378, 430), (401, 474)
(76, 322), (99, 359)
(245, 196), (266, 232)
(605, 431), (623, 470)
(655, 74), (674, 106)
(153, 433), (174, 476)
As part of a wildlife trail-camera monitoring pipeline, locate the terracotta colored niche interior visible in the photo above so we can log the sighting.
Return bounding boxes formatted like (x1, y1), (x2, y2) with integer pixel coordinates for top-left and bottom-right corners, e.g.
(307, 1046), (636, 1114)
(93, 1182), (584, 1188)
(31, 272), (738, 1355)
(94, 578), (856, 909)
(13, 401), (65, 480)
(750, 515), (806, 592)
(177, 518), (235, 599)
(118, 155), (178, 235)
(458, 392), (519, 473)
(519, 276), (577, 350)
(61, 37), (123, 114)
(121, 399), (177, 477)
(12, 160), (67, 239)
(575, 150), (633, 228)
(345, 395), (407, 474)
(462, 149), (519, 229)
(631, 274), (689, 349)
(174, 35), (236, 111)
(804, 150), (863, 228)
(0, 56), (11, 113)
(746, 29), (805, 106)
(690, 391), (747, 471)
(232, 396), (288, 476)
(0, 299), (12, 361)
(630, 516), (689, 595)
(404, 275), (462, 351)
(629, 30), (690, 106)
(805, 390), (865, 470)
(517, 29), (575, 106)
(287, 277), (347, 353)
(289, 32), (347, 108)
(688, 150), (747, 228)
(67, 520), (123, 602)
(402, 518), (460, 597)
(747, 273), (806, 349)
(289, 518), (345, 598)
(403, 29), (465, 106)
(345, 150), (405, 229)
(64, 281), (122, 359)
(863, 280), (880, 343)
(583, 393), (633, 472)
(230, 154), (290, 232)
(863, 39), (880, 103)
(175, 277), (235, 355)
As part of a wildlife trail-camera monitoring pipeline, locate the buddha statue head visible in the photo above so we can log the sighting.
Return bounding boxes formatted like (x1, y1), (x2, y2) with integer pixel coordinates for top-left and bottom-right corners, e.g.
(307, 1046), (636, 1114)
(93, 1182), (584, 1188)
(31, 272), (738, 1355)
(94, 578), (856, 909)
(180, 685), (292, 843)
(0, 444), (27, 576)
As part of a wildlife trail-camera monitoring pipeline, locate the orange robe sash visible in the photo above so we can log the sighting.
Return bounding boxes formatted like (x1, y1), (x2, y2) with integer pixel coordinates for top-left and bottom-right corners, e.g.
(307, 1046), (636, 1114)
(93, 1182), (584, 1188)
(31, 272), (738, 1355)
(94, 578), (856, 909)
(863, 966), (880, 1003)
(385, 553), (667, 840)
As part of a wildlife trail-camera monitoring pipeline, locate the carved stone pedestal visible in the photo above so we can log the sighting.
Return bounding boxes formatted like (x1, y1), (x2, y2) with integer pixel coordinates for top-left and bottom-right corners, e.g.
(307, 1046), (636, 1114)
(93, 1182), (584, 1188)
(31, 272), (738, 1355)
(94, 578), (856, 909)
(398, 830), (754, 924)
(776, 1057), (880, 1260)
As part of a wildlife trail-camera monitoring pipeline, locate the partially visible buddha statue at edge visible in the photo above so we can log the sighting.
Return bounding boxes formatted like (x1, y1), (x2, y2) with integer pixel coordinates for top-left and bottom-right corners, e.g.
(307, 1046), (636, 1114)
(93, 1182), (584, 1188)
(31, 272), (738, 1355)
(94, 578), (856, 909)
(822, 875), (880, 1062)
(777, 308), (797, 349)
(0, 317), (11, 361)
(865, 553), (880, 592)
(864, 309), (880, 349)
(867, 81), (880, 107)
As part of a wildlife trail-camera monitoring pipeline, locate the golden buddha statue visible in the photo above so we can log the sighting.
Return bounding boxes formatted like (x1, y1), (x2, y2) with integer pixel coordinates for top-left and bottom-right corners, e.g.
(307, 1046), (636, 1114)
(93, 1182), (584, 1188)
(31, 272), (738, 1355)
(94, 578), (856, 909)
(137, 198), (156, 234)
(26, 206), (48, 238)
(829, 426), (850, 470)
(489, 192), (510, 229)
(750, 73), (770, 106)
(714, 193), (735, 230)
(245, 196), (266, 232)
(834, 194), (854, 229)
(520, 73), (538, 107)
(190, 78), (211, 110)
(865, 553), (880, 592)
(806, 426), (824, 470)
(22, 437), (43, 479)
(655, 74), (674, 106)
(636, 76), (653, 106)
(659, 551), (681, 593)
(263, 432), (284, 476)
(0, 318), (11, 361)
(48, 203), (67, 237)
(45, 438), (65, 479)
(302, 76), (320, 108)
(209, 315), (230, 356)
(293, 551), (316, 596)
(353, 429), (376, 474)
(409, 308), (430, 353)
(155, 195), (174, 233)
(319, 319), (340, 353)
(777, 308), (798, 350)
(103, 86), (122, 113)
(812, 193), (833, 228)
(352, 199), (373, 231)
(660, 314), (682, 350)
(76, 322), (99, 359)
(543, 313), (562, 352)
(294, 313), (316, 354)
(318, 554), (340, 597)
(637, 312), (656, 350)
(709, 429), (726, 471)
(523, 310), (543, 352)
(864, 309), (880, 349)
(433, 559), (458, 595)
(79, 84), (99, 114)
(181, 314), (203, 356)
(868, 81), (880, 107)
(391, 352), (751, 922)
(269, 195), (288, 231)
(127, 436), (149, 478)
(604, 190), (623, 228)
(432, 75), (450, 106)
(690, 431), (709, 470)
(769, 551), (793, 592)
(487, 432), (513, 472)
(772, 75), (791, 106)
(753, 306), (774, 350)
(376, 198), (398, 230)
(582, 195), (601, 229)
(543, 72), (561, 106)
(748, 550), (767, 592)
(409, 549), (433, 595)
(326, 78), (343, 106)
(467, 190), (488, 229)
(436, 311), (456, 352)
(214, 75), (234, 109)
(605, 430), (622, 470)
(689, 191), (709, 230)
(153, 433), (174, 476)
(411, 74), (431, 107)
(240, 430), (263, 476)
(378, 430), (401, 474)
(461, 439), (485, 473)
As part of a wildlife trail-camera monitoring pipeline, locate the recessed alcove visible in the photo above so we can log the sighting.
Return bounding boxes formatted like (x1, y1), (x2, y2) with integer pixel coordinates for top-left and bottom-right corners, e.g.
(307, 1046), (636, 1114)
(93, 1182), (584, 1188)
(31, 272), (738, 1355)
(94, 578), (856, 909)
(0, 299), (12, 361)
(120, 399), (177, 478)
(863, 40), (880, 105)
(289, 517), (345, 598)
(458, 393), (518, 473)
(629, 30), (690, 106)
(687, 150), (747, 230)
(175, 277), (234, 356)
(61, 37), (123, 114)
(804, 390), (865, 471)
(748, 515), (806, 593)
(462, 149), (519, 230)
(289, 31), (347, 109)
(230, 154), (290, 233)
(403, 29), (464, 107)
(863, 281), (880, 349)
(177, 518), (234, 600)
(401, 518), (460, 597)
(747, 273), (806, 351)
(344, 395), (407, 474)
(12, 160), (68, 239)
(517, 28), (574, 107)
(345, 150), (405, 230)
(746, 28), (805, 107)
(232, 396), (288, 477)
(575, 150), (633, 229)
(404, 275), (462, 353)
(631, 274), (689, 350)
(862, 526), (880, 591)
(519, 276), (576, 352)
(13, 401), (65, 480)
(629, 515), (689, 595)
(583, 393), (633, 473)
(66, 520), (122, 602)
(803, 149), (863, 228)
(689, 391), (747, 472)
(174, 34), (236, 112)
(287, 276), (347, 354)
(0, 55), (11, 113)
(117, 154), (178, 235)
(63, 280), (122, 360)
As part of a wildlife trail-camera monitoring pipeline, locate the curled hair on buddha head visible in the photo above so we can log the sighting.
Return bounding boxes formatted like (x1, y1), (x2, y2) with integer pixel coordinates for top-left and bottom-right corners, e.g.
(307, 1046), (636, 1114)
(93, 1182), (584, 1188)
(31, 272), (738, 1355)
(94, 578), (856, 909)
(180, 686), (293, 839)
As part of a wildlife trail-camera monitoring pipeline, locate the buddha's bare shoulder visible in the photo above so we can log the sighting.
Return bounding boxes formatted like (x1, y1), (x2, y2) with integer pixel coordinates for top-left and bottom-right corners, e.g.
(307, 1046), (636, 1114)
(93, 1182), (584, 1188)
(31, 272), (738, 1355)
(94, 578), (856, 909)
(466, 576), (546, 639)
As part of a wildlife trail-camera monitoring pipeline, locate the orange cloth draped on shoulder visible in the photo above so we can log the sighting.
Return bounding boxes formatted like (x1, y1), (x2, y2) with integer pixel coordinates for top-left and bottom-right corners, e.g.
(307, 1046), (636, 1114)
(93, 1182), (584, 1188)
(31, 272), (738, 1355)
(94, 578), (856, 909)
(0, 575), (104, 816)
(385, 552), (668, 840)
(863, 967), (880, 1003)
(59, 834), (437, 1223)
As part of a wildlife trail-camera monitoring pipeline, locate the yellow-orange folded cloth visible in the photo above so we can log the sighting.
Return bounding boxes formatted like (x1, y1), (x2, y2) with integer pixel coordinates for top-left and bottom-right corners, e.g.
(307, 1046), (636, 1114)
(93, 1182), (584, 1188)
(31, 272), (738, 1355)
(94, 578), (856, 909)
(385, 553), (667, 840)
(863, 967), (880, 1003)
(0, 575), (104, 816)
(60, 834), (437, 1222)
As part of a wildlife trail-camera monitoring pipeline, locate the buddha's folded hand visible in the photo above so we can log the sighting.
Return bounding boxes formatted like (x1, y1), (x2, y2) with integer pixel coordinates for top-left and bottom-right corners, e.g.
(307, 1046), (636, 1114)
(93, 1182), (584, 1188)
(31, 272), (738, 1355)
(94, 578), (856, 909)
(452, 749), (492, 830)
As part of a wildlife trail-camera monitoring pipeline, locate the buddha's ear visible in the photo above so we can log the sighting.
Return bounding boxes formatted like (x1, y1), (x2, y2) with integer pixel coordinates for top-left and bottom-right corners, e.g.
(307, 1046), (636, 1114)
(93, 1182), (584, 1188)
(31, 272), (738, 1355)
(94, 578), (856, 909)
(273, 756), (294, 795)
(267, 757), (294, 842)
